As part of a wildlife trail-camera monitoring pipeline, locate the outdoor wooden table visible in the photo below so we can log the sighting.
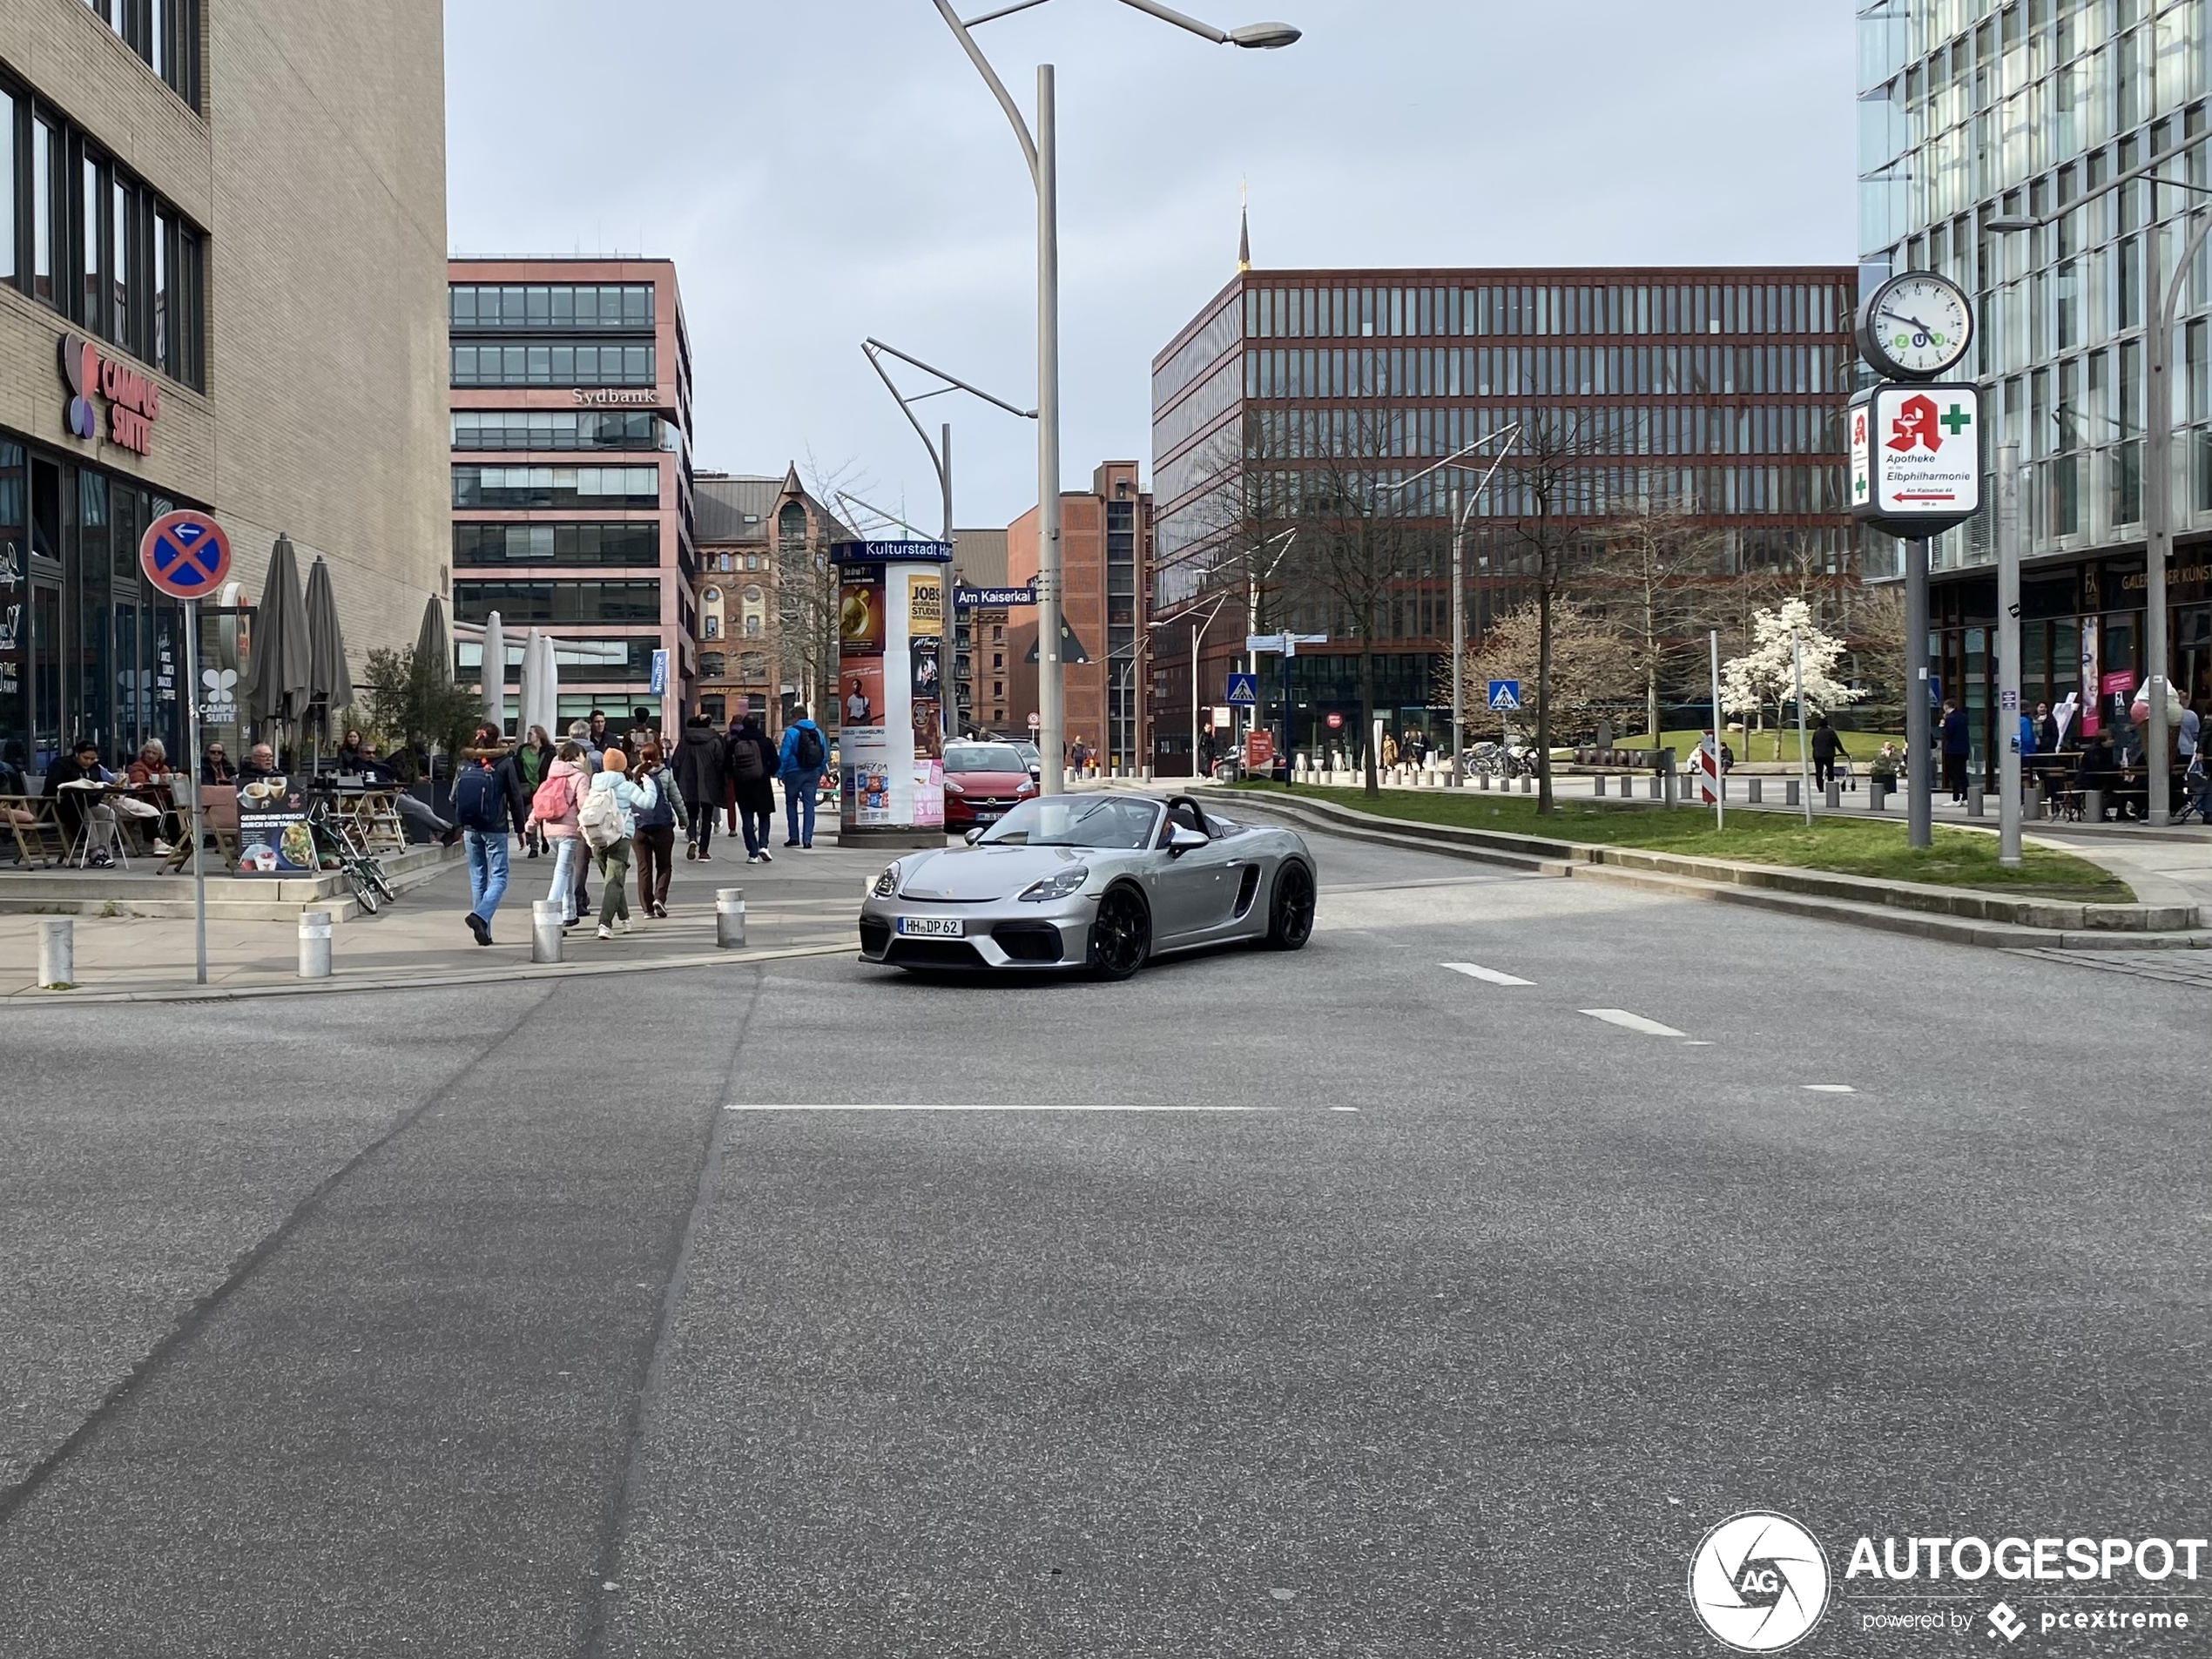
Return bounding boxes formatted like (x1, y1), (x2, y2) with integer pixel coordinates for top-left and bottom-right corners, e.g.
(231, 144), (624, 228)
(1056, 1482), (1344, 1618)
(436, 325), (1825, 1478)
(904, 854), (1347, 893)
(344, 787), (407, 852)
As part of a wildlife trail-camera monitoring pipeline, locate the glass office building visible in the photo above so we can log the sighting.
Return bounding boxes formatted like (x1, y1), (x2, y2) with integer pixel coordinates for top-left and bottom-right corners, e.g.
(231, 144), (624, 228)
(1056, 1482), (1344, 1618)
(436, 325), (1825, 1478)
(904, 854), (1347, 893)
(1859, 0), (2212, 766)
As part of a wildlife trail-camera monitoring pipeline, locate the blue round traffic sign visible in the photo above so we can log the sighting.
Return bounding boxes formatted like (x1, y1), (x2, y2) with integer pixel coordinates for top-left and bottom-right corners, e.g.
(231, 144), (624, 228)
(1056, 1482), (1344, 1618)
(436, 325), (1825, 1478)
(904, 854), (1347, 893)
(140, 510), (232, 600)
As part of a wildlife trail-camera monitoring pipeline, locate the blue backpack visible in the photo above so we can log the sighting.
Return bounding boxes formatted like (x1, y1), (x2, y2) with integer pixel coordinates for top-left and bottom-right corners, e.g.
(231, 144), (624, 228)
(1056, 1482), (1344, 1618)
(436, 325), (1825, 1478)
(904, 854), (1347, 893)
(454, 765), (504, 832)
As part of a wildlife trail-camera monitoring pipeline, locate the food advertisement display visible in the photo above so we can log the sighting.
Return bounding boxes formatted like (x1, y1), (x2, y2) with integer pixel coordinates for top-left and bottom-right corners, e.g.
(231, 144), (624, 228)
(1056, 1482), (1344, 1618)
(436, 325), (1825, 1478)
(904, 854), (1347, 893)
(831, 540), (954, 838)
(236, 777), (315, 875)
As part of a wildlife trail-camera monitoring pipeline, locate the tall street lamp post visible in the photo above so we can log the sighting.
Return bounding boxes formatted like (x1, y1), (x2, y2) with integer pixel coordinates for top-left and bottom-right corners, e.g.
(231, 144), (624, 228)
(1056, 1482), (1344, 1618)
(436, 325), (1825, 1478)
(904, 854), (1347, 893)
(931, 0), (1297, 793)
(1376, 425), (1522, 786)
(1990, 153), (2212, 826)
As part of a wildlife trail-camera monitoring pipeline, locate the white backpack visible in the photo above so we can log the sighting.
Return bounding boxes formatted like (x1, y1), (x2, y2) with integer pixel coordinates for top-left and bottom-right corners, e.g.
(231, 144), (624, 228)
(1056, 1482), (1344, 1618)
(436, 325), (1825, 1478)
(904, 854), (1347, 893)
(577, 781), (624, 849)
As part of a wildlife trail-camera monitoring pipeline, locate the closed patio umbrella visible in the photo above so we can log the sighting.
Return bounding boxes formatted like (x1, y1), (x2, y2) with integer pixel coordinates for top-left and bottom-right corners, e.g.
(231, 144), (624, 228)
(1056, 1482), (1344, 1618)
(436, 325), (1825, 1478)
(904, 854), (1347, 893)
(243, 533), (312, 742)
(303, 556), (352, 766)
(479, 610), (507, 736)
(519, 628), (558, 739)
(415, 595), (450, 685)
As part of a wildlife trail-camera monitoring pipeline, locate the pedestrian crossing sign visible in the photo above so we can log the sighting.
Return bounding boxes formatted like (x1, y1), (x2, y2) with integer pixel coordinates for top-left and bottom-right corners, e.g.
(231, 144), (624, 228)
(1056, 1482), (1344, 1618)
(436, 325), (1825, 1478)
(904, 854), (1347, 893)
(1487, 680), (1521, 712)
(1226, 672), (1259, 707)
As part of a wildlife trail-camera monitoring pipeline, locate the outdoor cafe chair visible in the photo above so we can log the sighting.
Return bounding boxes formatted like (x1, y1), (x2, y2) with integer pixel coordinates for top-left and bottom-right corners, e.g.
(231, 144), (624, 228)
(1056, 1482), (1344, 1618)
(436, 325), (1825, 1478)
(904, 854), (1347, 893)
(1, 794), (67, 867)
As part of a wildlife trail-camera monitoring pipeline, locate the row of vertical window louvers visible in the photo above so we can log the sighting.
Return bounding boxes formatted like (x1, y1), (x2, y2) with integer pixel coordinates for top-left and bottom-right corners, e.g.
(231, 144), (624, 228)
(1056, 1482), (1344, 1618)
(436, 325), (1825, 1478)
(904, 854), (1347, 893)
(1245, 345), (1851, 401)
(1245, 280), (1851, 342)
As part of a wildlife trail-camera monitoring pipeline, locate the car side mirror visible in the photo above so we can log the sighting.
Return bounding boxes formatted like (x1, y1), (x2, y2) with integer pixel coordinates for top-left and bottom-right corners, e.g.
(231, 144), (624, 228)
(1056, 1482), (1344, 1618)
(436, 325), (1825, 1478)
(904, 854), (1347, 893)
(1167, 826), (1208, 855)
(964, 827), (984, 845)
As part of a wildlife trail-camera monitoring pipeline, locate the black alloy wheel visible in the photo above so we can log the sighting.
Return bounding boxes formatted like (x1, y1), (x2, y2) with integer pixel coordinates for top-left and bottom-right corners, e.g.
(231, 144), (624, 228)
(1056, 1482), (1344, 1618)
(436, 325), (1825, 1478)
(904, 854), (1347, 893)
(1086, 884), (1152, 981)
(1264, 860), (1315, 950)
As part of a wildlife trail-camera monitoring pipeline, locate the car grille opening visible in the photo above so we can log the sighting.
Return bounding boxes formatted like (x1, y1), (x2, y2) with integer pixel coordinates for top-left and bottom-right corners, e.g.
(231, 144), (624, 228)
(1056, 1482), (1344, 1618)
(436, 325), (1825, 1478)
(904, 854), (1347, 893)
(991, 922), (1064, 963)
(859, 918), (892, 955)
(1233, 865), (1262, 917)
(885, 939), (987, 969)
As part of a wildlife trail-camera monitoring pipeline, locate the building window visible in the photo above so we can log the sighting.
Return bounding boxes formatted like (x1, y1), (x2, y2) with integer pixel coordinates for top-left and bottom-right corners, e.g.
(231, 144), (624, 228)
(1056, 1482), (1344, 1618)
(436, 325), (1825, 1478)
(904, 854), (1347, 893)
(451, 580), (661, 624)
(449, 340), (657, 388)
(451, 465), (661, 509)
(702, 587), (719, 604)
(700, 653), (725, 678)
(449, 409), (671, 452)
(743, 615), (761, 637)
(30, 115), (54, 305)
(449, 283), (655, 331)
(704, 616), (719, 638)
(743, 585), (763, 604)
(451, 523), (661, 568)
(83, 0), (200, 106)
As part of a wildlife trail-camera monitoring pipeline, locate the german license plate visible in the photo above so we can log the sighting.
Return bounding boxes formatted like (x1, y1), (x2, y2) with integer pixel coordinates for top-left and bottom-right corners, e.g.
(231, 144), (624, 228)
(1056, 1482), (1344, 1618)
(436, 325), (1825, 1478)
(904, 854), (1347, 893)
(896, 917), (966, 938)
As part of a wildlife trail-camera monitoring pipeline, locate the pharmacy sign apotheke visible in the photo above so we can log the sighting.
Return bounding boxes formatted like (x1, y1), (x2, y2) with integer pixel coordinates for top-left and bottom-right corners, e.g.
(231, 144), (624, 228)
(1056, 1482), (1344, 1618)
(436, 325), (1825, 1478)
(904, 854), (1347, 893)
(1849, 381), (1980, 539)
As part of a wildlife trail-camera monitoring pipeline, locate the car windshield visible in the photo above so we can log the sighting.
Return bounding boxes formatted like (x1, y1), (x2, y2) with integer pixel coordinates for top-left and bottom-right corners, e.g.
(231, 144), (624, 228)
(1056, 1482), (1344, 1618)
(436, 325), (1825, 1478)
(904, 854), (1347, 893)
(945, 745), (1028, 774)
(978, 797), (1159, 850)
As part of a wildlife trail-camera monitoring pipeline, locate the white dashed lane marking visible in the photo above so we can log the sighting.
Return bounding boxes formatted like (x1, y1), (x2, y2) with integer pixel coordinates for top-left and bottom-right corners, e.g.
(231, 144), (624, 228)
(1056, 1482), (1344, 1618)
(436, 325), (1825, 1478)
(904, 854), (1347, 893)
(1802, 1085), (1858, 1094)
(1441, 962), (1534, 987)
(1580, 1008), (1689, 1039)
(725, 1104), (1276, 1114)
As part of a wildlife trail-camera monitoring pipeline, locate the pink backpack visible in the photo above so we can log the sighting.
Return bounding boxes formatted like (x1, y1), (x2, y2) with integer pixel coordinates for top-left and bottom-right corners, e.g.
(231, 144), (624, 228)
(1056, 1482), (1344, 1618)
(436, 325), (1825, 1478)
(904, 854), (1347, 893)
(530, 770), (576, 824)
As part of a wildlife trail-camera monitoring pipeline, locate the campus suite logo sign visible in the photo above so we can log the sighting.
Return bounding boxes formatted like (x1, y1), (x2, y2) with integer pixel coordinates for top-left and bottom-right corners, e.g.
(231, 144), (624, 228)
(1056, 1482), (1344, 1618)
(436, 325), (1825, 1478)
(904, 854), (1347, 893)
(58, 334), (160, 455)
(1687, 1516), (2207, 1649)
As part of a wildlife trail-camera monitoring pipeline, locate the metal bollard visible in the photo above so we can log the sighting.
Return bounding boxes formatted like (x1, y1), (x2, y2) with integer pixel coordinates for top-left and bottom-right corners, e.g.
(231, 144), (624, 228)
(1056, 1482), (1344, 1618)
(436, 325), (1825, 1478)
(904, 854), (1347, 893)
(1592, 775), (1606, 798)
(2084, 787), (2104, 824)
(716, 887), (747, 949)
(38, 917), (73, 989)
(298, 909), (333, 980)
(532, 900), (564, 964)
(1966, 789), (1985, 818)
(1825, 779), (1842, 809)
(1785, 780), (1800, 806)
(1520, 774), (1533, 794)
(1648, 776), (1662, 801)
(1748, 779), (1764, 805)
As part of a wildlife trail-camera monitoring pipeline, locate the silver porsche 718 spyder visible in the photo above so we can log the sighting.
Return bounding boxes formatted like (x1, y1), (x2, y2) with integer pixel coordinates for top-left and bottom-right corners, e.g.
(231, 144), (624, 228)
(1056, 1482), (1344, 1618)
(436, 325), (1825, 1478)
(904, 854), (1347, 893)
(858, 793), (1317, 979)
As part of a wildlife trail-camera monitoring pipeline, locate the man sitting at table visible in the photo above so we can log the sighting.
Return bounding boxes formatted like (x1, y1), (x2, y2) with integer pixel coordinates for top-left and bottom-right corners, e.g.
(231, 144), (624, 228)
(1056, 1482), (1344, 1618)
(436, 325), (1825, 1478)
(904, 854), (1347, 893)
(307, 738), (460, 846)
(45, 739), (124, 867)
(239, 743), (282, 785)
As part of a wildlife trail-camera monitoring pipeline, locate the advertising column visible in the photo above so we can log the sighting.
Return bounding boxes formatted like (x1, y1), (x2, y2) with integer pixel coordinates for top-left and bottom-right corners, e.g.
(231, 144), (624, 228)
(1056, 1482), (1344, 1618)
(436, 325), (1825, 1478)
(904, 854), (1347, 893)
(833, 540), (953, 847)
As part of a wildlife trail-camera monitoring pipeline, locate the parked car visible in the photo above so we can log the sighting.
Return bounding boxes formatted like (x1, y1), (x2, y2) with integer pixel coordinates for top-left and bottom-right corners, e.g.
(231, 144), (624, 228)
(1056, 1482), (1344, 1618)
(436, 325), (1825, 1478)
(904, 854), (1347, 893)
(941, 742), (1039, 833)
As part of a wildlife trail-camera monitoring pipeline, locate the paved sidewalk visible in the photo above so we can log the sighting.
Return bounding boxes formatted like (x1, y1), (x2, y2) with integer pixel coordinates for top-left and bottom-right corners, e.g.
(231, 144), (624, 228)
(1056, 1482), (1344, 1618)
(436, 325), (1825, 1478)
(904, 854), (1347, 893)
(0, 834), (886, 1000)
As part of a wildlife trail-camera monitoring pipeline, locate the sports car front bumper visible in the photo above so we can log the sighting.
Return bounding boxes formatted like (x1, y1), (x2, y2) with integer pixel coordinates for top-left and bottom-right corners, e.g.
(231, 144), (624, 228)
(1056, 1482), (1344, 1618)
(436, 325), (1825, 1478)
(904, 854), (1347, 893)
(858, 892), (1096, 970)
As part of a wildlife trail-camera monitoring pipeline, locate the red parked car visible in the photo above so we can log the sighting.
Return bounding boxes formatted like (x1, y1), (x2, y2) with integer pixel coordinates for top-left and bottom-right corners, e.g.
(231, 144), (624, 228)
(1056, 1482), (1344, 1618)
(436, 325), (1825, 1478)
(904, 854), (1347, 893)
(941, 742), (1039, 832)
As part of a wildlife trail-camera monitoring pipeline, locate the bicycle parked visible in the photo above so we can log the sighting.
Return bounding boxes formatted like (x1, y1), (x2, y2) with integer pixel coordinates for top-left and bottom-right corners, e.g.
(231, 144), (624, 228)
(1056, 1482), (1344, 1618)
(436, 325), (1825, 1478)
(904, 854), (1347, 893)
(306, 790), (397, 915)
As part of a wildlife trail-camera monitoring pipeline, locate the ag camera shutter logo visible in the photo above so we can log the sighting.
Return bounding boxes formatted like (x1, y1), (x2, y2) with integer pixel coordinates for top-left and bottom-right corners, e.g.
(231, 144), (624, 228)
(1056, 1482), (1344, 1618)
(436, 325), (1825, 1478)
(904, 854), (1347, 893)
(1688, 1512), (1831, 1652)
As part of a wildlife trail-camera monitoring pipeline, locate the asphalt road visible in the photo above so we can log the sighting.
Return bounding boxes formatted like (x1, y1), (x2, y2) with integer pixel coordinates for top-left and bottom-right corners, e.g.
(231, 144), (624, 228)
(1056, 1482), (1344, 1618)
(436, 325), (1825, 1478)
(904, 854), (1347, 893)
(0, 829), (2202, 1656)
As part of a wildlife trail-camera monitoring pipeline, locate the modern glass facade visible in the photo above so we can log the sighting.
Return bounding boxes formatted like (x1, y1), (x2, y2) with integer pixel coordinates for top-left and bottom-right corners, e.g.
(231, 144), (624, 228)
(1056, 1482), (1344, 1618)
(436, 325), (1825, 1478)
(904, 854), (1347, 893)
(1861, 0), (2212, 767)
(1149, 266), (1858, 770)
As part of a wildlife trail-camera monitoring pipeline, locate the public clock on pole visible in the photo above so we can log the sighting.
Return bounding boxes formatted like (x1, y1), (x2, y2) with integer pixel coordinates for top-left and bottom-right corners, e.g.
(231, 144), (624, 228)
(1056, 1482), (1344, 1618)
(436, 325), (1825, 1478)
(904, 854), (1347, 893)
(1857, 271), (1974, 381)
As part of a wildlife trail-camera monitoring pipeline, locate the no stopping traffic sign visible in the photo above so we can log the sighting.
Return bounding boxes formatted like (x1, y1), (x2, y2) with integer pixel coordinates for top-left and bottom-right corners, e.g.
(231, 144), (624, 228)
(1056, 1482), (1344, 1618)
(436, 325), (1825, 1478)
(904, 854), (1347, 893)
(140, 510), (232, 600)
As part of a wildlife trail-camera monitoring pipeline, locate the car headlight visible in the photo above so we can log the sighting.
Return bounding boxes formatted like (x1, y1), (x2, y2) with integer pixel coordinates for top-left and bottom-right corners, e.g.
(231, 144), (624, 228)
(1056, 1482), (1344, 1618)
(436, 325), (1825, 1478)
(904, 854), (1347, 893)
(945, 779), (966, 796)
(1018, 866), (1089, 903)
(1016, 779), (1038, 796)
(869, 865), (899, 899)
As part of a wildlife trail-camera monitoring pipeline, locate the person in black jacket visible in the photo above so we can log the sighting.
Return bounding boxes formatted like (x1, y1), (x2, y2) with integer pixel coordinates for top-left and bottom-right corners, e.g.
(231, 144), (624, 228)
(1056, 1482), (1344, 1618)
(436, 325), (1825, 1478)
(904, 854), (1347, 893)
(726, 712), (779, 863)
(673, 713), (729, 861)
(1809, 716), (1848, 790)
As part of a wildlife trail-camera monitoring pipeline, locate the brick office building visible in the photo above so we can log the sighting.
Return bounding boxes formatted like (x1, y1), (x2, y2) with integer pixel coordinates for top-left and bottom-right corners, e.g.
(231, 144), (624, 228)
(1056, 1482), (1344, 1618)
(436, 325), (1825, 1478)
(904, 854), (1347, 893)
(1149, 266), (1859, 773)
(447, 258), (695, 733)
(1, 0), (448, 772)
(1007, 461), (1151, 771)
(951, 525), (1011, 736)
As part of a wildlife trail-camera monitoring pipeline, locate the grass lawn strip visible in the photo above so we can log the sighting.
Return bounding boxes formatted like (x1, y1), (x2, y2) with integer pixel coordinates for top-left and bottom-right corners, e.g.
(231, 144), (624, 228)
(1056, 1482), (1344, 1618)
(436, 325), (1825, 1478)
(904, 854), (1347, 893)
(1234, 783), (2134, 906)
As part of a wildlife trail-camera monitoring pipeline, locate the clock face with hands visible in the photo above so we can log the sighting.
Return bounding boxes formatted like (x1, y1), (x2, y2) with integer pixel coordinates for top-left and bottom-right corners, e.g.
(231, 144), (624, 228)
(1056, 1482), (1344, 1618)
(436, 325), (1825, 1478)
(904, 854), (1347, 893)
(1858, 272), (1974, 381)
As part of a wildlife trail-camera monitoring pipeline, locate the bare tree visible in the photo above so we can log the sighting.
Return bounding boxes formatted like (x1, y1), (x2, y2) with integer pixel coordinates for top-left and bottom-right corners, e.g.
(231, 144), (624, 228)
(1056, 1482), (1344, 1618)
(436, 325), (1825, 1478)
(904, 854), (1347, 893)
(1486, 410), (1598, 815)
(1279, 407), (1417, 799)
(777, 455), (867, 720)
(1577, 496), (1725, 746)
(1453, 600), (1640, 738)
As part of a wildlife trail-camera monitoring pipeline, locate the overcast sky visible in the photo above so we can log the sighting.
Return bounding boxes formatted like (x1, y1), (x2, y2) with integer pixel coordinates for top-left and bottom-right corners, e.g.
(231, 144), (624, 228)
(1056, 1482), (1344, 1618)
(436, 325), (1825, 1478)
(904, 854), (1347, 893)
(445, 1), (1856, 530)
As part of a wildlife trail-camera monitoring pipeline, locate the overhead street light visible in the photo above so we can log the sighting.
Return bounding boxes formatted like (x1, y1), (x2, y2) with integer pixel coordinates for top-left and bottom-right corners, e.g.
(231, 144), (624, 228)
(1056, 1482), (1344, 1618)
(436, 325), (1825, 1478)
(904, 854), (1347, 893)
(931, 0), (1298, 793)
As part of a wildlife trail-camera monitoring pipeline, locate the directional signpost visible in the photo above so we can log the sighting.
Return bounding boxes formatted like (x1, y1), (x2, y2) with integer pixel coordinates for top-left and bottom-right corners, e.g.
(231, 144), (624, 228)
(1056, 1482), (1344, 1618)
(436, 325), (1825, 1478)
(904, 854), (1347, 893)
(1487, 679), (1521, 714)
(140, 509), (233, 986)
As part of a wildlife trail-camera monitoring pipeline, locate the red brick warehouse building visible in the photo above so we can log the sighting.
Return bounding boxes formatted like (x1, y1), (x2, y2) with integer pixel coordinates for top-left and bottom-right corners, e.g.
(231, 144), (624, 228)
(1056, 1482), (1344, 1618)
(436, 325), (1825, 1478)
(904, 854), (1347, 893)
(1149, 265), (1861, 773)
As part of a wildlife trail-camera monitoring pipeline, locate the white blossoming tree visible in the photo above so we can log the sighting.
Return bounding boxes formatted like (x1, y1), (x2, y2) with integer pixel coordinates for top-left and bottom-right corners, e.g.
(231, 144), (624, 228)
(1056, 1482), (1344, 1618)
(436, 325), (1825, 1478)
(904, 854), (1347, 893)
(1720, 599), (1864, 759)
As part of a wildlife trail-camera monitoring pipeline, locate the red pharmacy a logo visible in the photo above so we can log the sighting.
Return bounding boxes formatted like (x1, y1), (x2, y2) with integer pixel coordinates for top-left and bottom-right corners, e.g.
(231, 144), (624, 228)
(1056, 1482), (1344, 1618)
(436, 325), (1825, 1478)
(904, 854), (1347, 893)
(1886, 394), (1943, 455)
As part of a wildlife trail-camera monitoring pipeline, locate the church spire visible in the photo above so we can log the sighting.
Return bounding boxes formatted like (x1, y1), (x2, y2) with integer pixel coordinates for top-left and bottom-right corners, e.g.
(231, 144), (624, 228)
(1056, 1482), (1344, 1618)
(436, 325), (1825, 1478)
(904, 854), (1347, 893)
(1237, 180), (1251, 273)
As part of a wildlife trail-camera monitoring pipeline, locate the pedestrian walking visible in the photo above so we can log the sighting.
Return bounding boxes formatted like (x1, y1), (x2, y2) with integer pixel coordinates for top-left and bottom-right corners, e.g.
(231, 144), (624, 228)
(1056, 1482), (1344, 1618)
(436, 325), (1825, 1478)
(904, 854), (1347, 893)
(1940, 699), (1971, 801)
(516, 724), (555, 859)
(579, 747), (654, 939)
(525, 741), (590, 927)
(729, 711), (778, 862)
(778, 705), (827, 849)
(454, 727), (529, 947)
(631, 740), (686, 920)
(1810, 715), (1848, 790)
(674, 712), (728, 861)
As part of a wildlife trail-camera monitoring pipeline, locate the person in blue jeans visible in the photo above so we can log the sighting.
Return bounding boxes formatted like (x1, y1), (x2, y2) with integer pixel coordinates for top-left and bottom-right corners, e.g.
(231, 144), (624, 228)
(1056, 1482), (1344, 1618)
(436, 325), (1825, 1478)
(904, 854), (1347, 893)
(778, 707), (828, 848)
(455, 732), (528, 947)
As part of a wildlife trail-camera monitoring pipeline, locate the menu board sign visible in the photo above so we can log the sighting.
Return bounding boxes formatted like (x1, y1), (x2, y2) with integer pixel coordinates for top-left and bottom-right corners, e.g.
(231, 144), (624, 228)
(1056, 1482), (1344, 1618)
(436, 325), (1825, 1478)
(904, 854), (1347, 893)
(235, 777), (316, 875)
